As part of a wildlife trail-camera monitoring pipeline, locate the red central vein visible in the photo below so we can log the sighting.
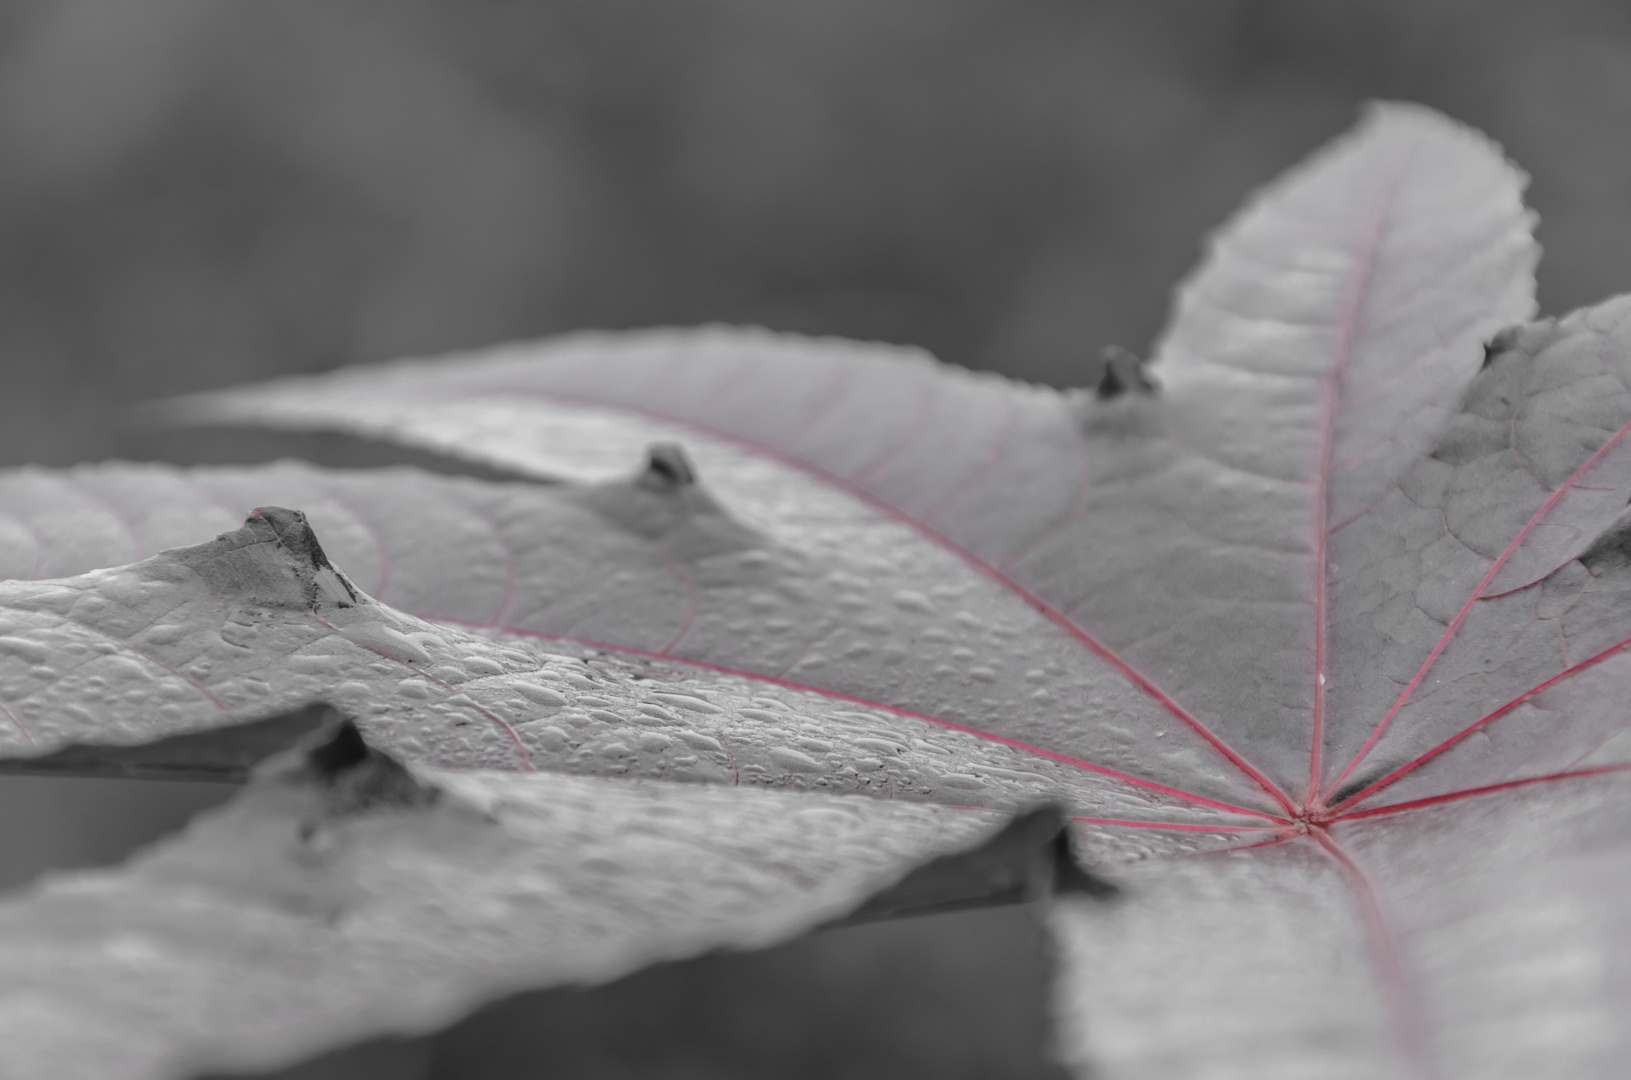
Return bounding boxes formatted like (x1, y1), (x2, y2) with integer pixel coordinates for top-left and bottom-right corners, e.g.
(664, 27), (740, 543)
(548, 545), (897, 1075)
(1325, 411), (1631, 802)
(1329, 633), (1631, 814)
(432, 614), (1287, 822)
(1310, 830), (1435, 1080)
(1309, 172), (1396, 806)
(459, 384), (1299, 817)
(1331, 763), (1631, 823)
(1071, 816), (1290, 833)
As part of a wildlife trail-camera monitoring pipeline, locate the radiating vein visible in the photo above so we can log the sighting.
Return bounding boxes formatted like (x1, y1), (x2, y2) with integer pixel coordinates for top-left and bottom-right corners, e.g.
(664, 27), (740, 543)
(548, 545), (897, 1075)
(1309, 157), (1400, 806)
(1329, 634), (1631, 814)
(1331, 763), (1631, 822)
(437, 615), (1291, 823)
(1311, 829), (1434, 1080)
(486, 385), (1301, 816)
(1326, 411), (1631, 801)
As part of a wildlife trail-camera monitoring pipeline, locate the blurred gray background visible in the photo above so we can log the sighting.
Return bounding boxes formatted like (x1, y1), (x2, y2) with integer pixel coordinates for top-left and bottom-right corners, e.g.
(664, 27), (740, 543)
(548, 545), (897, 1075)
(3, 0), (1631, 465)
(3, 0), (1631, 1076)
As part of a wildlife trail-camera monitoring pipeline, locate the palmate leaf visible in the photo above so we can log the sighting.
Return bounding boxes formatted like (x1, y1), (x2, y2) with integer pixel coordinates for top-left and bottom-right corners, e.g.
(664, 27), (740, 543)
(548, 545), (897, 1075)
(0, 505), (1082, 1079)
(1, 101), (1624, 1076)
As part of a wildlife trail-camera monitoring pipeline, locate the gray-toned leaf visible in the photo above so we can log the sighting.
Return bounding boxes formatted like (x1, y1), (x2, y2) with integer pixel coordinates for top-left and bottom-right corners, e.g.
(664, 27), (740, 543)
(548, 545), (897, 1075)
(1023, 102), (1539, 804)
(165, 105), (1541, 806)
(0, 476), (1259, 835)
(20, 102), (1630, 1078)
(0, 506), (1255, 847)
(1053, 772), (1631, 1080)
(1321, 298), (1631, 807)
(162, 353), (1295, 819)
(0, 719), (1004, 1080)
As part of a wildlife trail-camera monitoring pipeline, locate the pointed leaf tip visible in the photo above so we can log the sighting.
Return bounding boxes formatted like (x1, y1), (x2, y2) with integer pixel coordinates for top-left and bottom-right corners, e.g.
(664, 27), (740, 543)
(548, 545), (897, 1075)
(304, 713), (371, 776)
(1052, 829), (1118, 900)
(186, 505), (364, 611)
(637, 442), (698, 491)
(245, 505), (346, 578)
(1481, 324), (1526, 370)
(280, 711), (440, 814)
(1095, 346), (1157, 401)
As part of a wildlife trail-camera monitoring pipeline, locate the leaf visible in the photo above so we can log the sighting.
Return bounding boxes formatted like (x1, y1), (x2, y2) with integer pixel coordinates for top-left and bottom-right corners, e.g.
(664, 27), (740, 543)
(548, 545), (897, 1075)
(0, 714), (1005, 1080)
(2, 100), (1622, 1077)
(0, 508), (1064, 1076)
(0, 461), (1265, 830)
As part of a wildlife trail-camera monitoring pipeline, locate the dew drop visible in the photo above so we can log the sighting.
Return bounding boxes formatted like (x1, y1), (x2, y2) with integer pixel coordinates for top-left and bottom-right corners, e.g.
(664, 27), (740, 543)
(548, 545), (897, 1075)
(530, 725), (569, 750)
(635, 703), (681, 725)
(650, 692), (722, 714)
(144, 624), (186, 646)
(514, 683), (568, 707)
(938, 773), (984, 790)
(677, 732), (723, 752)
(396, 679), (430, 700)
(768, 747), (825, 774)
(0, 637), (50, 665)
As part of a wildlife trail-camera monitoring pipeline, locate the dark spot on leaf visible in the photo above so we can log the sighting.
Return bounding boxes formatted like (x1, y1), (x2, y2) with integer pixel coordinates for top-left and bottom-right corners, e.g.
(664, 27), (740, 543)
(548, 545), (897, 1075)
(1481, 325), (1524, 370)
(306, 719), (371, 778)
(1579, 513), (1631, 577)
(1096, 346), (1157, 400)
(637, 442), (697, 491)
(567, 442), (764, 559)
(286, 714), (439, 815)
(247, 506), (360, 604)
(1326, 775), (1384, 808)
(1050, 828), (1117, 899)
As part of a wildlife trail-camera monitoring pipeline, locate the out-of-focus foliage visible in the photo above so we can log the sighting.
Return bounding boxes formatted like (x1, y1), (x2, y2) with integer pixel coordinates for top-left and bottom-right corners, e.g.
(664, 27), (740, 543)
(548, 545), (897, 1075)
(3, 0), (1631, 466)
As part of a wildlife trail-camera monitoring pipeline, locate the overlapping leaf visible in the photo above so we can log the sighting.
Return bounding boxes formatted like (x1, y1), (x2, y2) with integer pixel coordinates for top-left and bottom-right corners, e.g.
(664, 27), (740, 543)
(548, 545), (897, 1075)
(0, 505), (1071, 1077)
(0, 716), (1002, 1080)
(3, 102), (1630, 1077)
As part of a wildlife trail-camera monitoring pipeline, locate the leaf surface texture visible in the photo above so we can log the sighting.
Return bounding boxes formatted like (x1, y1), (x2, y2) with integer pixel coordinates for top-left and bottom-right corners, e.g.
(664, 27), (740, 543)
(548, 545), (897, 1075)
(2, 103), (1626, 1078)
